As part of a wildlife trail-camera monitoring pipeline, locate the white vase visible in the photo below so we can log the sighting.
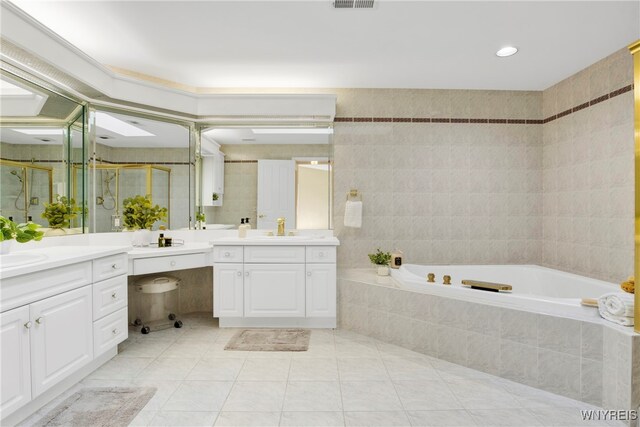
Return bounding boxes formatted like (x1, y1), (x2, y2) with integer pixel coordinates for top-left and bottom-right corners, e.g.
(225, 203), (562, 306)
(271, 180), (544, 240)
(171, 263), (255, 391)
(377, 266), (389, 276)
(0, 240), (12, 255)
(132, 229), (152, 247)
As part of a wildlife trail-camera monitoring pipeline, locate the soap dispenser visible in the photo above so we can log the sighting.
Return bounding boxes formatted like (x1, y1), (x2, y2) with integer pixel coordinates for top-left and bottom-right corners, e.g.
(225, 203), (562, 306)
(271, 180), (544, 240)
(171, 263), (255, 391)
(238, 218), (247, 238)
(390, 249), (403, 269)
(245, 218), (251, 229)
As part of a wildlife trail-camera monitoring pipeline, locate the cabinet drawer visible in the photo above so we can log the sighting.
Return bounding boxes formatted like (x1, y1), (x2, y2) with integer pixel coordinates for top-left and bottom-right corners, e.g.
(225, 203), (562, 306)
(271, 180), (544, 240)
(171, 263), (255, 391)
(244, 246), (305, 263)
(93, 275), (127, 320)
(93, 307), (128, 357)
(213, 246), (243, 263)
(1, 262), (92, 313)
(306, 246), (337, 263)
(93, 253), (128, 282)
(132, 252), (208, 275)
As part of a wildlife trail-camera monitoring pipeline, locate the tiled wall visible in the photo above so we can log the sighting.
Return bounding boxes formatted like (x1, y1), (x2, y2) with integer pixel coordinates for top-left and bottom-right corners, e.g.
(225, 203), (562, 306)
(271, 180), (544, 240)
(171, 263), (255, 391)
(330, 90), (543, 268)
(338, 273), (640, 410)
(541, 48), (635, 283)
(208, 144), (330, 227)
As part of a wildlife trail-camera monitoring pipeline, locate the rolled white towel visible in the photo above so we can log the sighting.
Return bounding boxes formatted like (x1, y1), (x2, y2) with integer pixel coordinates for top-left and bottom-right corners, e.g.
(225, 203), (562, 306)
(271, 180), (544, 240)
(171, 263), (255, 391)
(344, 200), (363, 228)
(597, 292), (635, 327)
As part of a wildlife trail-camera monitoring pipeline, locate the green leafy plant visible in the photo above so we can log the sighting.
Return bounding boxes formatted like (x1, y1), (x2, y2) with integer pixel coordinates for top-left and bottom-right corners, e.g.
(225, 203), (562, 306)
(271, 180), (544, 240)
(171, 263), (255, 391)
(122, 194), (167, 230)
(42, 195), (84, 228)
(212, 193), (219, 201)
(0, 215), (43, 243)
(368, 248), (391, 266)
(196, 212), (206, 222)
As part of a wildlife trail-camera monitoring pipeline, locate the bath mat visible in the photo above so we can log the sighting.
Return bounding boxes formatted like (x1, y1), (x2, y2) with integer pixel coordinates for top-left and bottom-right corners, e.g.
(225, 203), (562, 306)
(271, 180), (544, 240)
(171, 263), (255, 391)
(225, 328), (311, 351)
(27, 387), (156, 427)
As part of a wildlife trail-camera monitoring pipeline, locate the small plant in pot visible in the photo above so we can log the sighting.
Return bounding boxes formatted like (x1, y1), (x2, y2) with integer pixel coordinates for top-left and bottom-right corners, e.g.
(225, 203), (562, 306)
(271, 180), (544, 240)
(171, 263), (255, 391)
(196, 211), (206, 230)
(0, 215), (43, 254)
(122, 194), (168, 246)
(212, 193), (219, 202)
(368, 248), (391, 276)
(41, 195), (84, 236)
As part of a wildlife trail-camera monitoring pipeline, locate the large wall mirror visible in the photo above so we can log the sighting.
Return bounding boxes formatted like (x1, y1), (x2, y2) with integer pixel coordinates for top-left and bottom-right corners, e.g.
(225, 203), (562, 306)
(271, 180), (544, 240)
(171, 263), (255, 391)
(197, 125), (333, 230)
(0, 71), (86, 235)
(88, 108), (194, 233)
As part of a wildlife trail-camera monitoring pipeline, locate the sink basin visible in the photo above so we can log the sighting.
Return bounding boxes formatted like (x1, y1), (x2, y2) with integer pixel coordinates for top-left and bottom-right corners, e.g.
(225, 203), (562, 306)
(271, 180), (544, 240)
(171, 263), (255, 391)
(251, 235), (312, 241)
(1, 252), (48, 268)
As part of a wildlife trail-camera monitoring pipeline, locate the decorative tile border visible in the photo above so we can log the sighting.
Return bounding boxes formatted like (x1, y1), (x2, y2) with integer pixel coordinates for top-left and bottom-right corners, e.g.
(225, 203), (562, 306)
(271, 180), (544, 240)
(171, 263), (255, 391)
(334, 84), (633, 125)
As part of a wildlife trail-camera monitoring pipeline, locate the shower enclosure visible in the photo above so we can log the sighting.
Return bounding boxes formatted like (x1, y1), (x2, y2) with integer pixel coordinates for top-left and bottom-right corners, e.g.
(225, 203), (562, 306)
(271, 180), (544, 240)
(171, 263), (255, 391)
(0, 159), (53, 223)
(78, 163), (171, 232)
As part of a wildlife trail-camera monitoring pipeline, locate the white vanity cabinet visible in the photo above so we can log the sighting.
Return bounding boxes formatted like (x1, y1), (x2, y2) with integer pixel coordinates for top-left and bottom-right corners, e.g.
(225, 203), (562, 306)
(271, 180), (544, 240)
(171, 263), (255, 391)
(0, 249), (129, 421)
(213, 240), (338, 328)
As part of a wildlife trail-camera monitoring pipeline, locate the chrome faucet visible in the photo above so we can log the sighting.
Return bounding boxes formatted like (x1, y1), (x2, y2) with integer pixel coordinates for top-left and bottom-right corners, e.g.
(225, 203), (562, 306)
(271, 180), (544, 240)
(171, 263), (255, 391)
(277, 217), (285, 236)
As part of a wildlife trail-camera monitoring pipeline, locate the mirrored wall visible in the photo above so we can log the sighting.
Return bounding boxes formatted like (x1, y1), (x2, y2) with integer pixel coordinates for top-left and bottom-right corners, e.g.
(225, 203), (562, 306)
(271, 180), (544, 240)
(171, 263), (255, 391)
(0, 71), (86, 235)
(88, 108), (194, 233)
(197, 125), (333, 230)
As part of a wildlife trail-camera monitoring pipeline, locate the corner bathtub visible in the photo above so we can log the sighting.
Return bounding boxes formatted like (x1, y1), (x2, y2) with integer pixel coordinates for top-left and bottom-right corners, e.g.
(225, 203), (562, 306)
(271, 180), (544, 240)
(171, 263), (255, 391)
(390, 264), (618, 322)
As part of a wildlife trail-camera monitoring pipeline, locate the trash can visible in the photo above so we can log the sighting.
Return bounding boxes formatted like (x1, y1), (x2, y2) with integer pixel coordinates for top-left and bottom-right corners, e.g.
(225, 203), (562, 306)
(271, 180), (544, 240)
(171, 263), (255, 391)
(133, 275), (183, 334)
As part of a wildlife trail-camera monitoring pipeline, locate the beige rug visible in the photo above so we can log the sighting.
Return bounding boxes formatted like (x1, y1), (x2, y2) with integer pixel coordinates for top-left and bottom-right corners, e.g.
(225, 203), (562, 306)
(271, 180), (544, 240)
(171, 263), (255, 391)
(225, 329), (311, 351)
(27, 387), (155, 427)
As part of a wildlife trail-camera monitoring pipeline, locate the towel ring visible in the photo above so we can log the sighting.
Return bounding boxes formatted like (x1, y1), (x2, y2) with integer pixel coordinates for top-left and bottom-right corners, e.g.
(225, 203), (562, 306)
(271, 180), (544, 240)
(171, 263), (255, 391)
(346, 189), (362, 201)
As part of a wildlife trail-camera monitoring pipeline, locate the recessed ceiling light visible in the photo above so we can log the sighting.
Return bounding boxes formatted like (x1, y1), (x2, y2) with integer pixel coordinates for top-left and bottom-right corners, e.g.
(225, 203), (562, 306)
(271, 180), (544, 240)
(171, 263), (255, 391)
(496, 46), (518, 57)
(252, 128), (333, 135)
(95, 112), (154, 137)
(13, 128), (63, 135)
(0, 79), (34, 96)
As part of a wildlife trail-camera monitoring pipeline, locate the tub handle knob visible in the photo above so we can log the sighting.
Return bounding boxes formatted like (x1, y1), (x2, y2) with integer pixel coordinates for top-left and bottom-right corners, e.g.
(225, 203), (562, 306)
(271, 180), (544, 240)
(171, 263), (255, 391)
(427, 273), (435, 283)
(443, 275), (451, 285)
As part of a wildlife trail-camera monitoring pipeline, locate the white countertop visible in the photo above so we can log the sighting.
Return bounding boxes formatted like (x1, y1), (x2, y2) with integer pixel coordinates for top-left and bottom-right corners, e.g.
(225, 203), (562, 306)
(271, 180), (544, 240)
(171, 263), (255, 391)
(128, 242), (213, 259)
(212, 236), (340, 246)
(0, 245), (131, 280)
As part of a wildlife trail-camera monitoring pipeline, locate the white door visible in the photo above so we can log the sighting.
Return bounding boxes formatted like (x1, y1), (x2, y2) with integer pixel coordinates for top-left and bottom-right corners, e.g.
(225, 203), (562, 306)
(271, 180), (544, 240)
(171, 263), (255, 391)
(257, 160), (295, 229)
(30, 286), (93, 397)
(306, 264), (337, 317)
(0, 306), (31, 418)
(244, 264), (305, 317)
(214, 263), (244, 317)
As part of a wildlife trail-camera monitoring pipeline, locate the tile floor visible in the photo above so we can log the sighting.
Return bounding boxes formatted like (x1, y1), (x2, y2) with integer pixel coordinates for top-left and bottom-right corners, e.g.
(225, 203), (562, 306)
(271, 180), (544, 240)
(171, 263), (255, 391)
(24, 314), (625, 427)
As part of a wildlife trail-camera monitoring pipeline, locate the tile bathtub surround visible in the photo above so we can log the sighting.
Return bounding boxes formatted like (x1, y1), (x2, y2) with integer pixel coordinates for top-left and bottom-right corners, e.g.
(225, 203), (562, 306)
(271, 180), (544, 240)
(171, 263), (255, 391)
(47, 312), (627, 427)
(337, 273), (640, 413)
(541, 48), (634, 284)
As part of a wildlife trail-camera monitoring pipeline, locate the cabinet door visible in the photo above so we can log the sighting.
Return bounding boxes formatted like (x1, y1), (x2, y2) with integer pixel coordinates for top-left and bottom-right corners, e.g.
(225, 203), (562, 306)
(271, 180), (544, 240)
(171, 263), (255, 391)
(0, 306), (31, 417)
(214, 263), (243, 317)
(306, 264), (337, 318)
(244, 264), (305, 317)
(30, 286), (93, 397)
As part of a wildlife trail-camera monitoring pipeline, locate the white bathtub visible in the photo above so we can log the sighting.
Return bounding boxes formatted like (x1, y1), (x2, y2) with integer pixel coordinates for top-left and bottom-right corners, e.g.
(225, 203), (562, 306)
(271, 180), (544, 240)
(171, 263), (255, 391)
(390, 264), (619, 321)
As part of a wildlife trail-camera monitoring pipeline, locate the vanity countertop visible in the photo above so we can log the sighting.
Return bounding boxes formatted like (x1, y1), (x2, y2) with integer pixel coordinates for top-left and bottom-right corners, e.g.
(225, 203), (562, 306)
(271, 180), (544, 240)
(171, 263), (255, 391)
(128, 242), (213, 259)
(211, 236), (340, 246)
(0, 245), (131, 280)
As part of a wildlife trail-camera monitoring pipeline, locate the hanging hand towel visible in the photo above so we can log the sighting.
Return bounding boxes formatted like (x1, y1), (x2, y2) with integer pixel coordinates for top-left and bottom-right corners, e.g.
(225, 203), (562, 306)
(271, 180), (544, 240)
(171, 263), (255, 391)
(597, 292), (635, 326)
(344, 200), (363, 228)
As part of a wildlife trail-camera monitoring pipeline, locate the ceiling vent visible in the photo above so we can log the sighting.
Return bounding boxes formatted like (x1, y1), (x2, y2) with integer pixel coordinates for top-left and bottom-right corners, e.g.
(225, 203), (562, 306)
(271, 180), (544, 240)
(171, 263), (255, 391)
(333, 0), (374, 8)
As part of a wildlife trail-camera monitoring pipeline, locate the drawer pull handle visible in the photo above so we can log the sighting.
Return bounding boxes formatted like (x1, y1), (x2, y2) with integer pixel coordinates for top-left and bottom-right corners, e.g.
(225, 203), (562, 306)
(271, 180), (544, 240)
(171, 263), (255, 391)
(111, 292), (117, 299)
(111, 264), (117, 269)
(112, 329), (118, 335)
(170, 261), (176, 266)
(307, 272), (312, 276)
(236, 271), (242, 277)
(319, 252), (325, 257)
(245, 272), (249, 276)
(224, 252), (230, 257)
(35, 317), (44, 325)
(24, 321), (32, 329)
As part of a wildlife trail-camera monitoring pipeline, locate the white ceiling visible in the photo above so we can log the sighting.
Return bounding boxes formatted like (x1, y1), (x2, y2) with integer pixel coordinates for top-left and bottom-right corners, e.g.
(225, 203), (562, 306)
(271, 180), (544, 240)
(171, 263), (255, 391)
(9, 1), (640, 91)
(203, 127), (331, 145)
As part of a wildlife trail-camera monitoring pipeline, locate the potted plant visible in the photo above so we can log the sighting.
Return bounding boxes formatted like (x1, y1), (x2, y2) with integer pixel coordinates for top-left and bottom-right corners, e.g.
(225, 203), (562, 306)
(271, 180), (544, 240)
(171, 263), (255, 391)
(368, 248), (392, 276)
(41, 195), (84, 236)
(0, 215), (44, 254)
(212, 193), (219, 202)
(122, 194), (168, 246)
(196, 211), (206, 230)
